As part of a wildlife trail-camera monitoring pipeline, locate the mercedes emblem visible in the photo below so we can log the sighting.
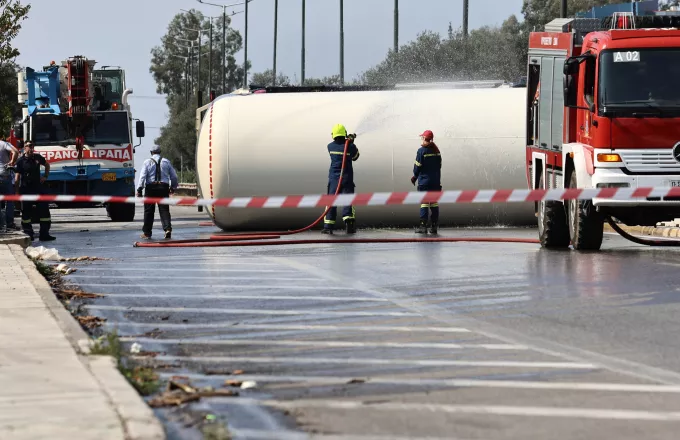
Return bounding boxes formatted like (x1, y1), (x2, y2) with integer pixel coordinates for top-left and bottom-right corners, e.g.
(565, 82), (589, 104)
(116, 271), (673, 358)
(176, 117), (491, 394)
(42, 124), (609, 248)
(674, 143), (680, 164)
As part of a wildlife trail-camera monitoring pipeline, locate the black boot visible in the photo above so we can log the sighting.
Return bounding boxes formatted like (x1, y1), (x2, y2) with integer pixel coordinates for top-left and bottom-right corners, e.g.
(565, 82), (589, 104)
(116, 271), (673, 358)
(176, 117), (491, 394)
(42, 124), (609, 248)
(429, 222), (438, 235)
(415, 221), (427, 234)
(321, 228), (333, 235)
(345, 219), (356, 234)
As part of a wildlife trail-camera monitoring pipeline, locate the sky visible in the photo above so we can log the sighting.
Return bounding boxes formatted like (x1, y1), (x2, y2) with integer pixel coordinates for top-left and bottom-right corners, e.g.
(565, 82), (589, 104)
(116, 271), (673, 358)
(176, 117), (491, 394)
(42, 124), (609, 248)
(12, 0), (523, 161)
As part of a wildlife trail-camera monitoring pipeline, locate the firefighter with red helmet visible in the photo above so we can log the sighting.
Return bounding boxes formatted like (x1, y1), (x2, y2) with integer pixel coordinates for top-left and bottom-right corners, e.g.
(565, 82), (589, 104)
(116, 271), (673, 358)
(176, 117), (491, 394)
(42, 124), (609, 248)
(411, 130), (442, 234)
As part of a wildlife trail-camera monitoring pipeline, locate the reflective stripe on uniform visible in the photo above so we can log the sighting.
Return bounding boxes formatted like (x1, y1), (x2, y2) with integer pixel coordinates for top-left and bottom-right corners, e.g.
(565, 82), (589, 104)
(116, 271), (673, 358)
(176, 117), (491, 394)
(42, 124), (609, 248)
(330, 152), (352, 156)
(424, 153), (441, 157)
(414, 161), (422, 167)
(324, 219), (336, 225)
(39, 218), (51, 222)
(21, 219), (31, 224)
(343, 206), (356, 221)
(421, 204), (430, 208)
(431, 203), (439, 208)
(353, 151), (360, 160)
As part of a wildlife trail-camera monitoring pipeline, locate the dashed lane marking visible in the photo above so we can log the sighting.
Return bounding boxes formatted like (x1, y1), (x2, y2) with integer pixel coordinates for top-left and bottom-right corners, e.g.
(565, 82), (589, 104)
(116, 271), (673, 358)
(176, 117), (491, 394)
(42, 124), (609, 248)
(226, 398), (680, 421)
(103, 294), (388, 302)
(76, 284), (356, 290)
(86, 305), (419, 317)
(160, 372), (680, 394)
(148, 355), (597, 369)
(104, 322), (472, 332)
(121, 338), (528, 350)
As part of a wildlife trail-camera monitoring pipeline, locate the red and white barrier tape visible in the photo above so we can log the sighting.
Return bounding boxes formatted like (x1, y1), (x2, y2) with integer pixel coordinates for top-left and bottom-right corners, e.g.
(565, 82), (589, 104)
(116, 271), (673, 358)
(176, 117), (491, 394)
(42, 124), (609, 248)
(4, 187), (680, 208)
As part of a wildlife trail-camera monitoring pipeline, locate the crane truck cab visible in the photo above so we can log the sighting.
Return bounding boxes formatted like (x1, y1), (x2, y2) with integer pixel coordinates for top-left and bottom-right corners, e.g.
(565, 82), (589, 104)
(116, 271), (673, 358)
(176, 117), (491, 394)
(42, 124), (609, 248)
(16, 56), (145, 222)
(526, 13), (680, 250)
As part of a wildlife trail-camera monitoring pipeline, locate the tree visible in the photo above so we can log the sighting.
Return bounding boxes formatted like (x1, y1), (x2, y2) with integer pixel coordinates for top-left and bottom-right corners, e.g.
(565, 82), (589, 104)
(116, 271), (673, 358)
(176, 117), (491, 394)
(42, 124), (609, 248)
(0, 61), (21, 134)
(304, 75), (346, 86)
(0, 0), (30, 62)
(521, 0), (630, 32)
(660, 0), (680, 11)
(150, 9), (249, 177)
(150, 9), (248, 100)
(250, 69), (291, 87)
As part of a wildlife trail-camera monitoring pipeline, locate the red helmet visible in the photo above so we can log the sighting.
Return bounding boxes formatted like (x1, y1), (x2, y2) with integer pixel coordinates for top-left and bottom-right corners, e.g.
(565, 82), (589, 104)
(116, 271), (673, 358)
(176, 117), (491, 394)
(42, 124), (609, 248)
(419, 130), (434, 141)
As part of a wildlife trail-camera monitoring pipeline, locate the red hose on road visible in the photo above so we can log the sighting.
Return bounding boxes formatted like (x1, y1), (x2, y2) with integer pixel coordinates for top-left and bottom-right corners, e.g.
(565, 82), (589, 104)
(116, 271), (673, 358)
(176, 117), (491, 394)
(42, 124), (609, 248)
(134, 137), (540, 249)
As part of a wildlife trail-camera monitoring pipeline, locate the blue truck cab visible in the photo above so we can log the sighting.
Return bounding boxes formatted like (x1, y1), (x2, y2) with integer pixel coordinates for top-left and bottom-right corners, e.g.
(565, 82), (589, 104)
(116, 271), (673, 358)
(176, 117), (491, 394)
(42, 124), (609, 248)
(16, 57), (145, 222)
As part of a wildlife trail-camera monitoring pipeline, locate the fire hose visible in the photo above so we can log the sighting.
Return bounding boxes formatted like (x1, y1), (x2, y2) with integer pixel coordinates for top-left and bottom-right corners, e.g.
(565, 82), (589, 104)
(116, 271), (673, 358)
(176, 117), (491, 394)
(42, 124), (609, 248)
(133, 136), (540, 248)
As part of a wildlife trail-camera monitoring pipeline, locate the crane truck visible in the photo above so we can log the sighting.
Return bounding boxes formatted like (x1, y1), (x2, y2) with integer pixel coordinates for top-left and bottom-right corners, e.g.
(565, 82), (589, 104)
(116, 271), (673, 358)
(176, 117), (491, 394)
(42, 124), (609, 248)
(526, 12), (680, 250)
(13, 56), (145, 222)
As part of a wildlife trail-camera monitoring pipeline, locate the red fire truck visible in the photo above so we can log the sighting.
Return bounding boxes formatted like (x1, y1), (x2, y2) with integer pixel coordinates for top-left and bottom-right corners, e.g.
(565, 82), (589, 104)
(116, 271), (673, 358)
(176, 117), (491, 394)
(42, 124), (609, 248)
(526, 12), (680, 250)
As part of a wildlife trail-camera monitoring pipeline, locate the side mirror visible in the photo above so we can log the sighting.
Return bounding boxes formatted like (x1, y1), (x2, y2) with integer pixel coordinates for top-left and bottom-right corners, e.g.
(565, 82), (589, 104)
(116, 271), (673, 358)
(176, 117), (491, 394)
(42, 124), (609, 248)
(564, 75), (578, 108)
(136, 120), (145, 138)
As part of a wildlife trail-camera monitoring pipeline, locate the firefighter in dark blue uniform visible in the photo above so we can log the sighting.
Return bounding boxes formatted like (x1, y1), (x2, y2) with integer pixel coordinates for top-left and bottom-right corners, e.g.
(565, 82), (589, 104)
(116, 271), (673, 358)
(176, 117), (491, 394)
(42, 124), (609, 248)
(411, 130), (442, 234)
(323, 124), (360, 235)
(15, 142), (55, 241)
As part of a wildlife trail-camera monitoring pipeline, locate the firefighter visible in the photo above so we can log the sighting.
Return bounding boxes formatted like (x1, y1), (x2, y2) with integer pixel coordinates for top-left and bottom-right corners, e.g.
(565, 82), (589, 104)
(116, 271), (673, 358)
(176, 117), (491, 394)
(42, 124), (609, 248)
(411, 130), (442, 234)
(137, 146), (178, 240)
(323, 124), (360, 235)
(14, 142), (55, 241)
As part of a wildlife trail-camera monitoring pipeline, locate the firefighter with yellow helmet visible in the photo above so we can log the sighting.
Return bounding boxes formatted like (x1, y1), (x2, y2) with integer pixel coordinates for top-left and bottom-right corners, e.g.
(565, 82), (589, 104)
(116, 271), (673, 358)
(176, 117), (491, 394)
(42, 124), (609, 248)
(323, 124), (360, 234)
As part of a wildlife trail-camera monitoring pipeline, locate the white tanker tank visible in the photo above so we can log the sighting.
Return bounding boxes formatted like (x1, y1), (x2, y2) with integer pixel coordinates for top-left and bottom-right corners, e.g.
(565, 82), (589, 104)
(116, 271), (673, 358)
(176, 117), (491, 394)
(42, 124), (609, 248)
(196, 85), (534, 231)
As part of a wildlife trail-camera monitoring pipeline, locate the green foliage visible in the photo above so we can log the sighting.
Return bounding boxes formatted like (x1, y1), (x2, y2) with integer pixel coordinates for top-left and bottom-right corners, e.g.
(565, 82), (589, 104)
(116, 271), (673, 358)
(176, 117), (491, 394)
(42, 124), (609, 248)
(32, 259), (55, 279)
(0, 0), (30, 62)
(304, 75), (348, 86)
(91, 331), (160, 396)
(251, 69), (291, 87)
(0, 61), (21, 134)
(153, 96), (197, 172)
(522, 0), (631, 32)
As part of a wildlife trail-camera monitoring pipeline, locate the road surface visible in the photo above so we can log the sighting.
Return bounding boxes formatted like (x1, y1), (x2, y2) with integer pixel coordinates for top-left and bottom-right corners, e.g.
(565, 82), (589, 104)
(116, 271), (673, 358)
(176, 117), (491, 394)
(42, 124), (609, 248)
(45, 205), (680, 439)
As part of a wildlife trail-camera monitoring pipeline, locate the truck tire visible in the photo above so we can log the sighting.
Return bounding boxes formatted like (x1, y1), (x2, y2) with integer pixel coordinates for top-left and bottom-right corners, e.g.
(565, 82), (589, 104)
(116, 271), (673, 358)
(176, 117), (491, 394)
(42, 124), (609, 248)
(107, 203), (135, 222)
(537, 173), (570, 248)
(567, 172), (604, 251)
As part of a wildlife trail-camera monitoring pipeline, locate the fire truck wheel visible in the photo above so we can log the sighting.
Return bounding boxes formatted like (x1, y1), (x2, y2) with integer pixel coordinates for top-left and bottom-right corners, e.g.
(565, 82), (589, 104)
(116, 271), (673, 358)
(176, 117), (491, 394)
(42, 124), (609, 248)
(107, 203), (135, 222)
(537, 174), (570, 248)
(567, 172), (604, 251)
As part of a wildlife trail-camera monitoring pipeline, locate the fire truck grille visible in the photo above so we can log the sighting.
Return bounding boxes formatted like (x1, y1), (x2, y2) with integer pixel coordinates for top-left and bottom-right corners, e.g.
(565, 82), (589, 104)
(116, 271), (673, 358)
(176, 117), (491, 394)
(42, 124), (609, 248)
(618, 150), (680, 173)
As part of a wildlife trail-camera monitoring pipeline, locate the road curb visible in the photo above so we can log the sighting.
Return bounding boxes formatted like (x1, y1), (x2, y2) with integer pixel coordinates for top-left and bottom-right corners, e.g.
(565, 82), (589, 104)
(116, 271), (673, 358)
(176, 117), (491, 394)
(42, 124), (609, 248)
(11, 245), (166, 440)
(0, 232), (31, 248)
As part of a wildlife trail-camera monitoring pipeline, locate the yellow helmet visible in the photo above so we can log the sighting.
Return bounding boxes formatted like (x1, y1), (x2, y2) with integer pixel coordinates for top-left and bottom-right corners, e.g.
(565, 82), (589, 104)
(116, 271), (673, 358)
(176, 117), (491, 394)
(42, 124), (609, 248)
(331, 124), (347, 139)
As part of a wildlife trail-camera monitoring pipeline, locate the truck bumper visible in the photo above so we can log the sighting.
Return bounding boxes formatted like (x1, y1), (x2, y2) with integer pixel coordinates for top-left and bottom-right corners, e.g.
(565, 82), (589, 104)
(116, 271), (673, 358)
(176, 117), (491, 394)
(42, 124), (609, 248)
(592, 168), (680, 207)
(41, 167), (135, 198)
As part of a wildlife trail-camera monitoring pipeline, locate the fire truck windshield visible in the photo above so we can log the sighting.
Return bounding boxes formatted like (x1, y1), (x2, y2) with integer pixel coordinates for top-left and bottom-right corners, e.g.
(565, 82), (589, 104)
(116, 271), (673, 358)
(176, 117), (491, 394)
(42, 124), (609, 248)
(32, 112), (130, 146)
(599, 48), (680, 114)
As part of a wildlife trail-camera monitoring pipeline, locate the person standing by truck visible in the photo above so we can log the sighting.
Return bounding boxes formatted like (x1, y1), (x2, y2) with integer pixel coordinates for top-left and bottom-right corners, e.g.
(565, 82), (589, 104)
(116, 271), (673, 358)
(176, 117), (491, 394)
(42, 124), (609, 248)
(0, 134), (19, 233)
(411, 130), (442, 234)
(15, 142), (54, 241)
(137, 146), (178, 240)
(323, 124), (360, 235)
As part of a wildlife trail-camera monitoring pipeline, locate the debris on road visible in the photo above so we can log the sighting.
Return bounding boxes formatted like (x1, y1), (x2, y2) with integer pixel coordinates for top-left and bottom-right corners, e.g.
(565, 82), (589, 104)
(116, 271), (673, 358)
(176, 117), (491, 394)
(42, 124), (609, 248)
(55, 288), (104, 299)
(77, 315), (107, 329)
(240, 380), (257, 390)
(130, 342), (142, 354)
(55, 263), (76, 275)
(225, 380), (242, 387)
(148, 378), (239, 408)
(25, 246), (110, 262)
(347, 379), (367, 384)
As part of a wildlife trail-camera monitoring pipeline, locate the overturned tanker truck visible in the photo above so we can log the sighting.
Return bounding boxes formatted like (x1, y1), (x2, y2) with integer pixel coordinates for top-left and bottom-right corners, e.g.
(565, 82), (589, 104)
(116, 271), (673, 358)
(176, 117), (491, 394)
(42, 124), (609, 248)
(194, 82), (535, 231)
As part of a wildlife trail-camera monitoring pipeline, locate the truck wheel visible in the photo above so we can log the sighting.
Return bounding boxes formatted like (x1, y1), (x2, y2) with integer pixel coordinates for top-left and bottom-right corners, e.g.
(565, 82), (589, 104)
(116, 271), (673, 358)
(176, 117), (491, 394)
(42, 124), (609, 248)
(567, 172), (604, 251)
(537, 174), (570, 248)
(107, 203), (135, 222)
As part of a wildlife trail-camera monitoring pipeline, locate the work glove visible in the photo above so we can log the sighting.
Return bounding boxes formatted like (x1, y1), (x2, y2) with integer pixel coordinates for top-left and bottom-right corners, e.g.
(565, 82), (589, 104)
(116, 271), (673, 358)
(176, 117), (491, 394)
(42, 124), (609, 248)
(411, 176), (417, 186)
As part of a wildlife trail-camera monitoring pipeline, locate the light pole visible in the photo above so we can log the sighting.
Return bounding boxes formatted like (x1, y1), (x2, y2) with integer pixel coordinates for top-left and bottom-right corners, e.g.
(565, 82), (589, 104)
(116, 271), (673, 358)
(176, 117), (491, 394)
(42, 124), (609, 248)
(176, 38), (198, 95)
(301, 0), (306, 85)
(463, 0), (469, 38)
(340, 0), (344, 85)
(168, 54), (191, 103)
(394, 0), (398, 53)
(196, 0), (251, 93)
(273, 0), (278, 86)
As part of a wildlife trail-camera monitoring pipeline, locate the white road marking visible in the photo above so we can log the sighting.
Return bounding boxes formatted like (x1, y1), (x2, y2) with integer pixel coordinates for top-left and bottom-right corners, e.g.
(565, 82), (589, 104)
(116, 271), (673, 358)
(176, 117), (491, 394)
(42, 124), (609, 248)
(86, 305), (418, 317)
(121, 338), (527, 350)
(73, 267), (295, 273)
(227, 398), (680, 421)
(228, 429), (460, 440)
(160, 372), (680, 394)
(104, 322), (471, 332)
(150, 355), (596, 369)
(68, 275), (323, 281)
(76, 284), (354, 290)
(103, 294), (387, 302)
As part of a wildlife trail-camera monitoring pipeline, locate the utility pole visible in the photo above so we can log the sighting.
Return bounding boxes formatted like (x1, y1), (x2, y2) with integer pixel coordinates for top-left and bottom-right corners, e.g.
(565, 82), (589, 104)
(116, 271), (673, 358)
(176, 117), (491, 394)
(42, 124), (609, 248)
(190, 43), (195, 95)
(244, 0), (249, 88)
(197, 32), (202, 105)
(394, 0), (398, 52)
(561, 0), (568, 18)
(222, 7), (226, 94)
(208, 17), (213, 96)
(340, 0), (344, 85)
(463, 0), (469, 38)
(273, 0), (278, 86)
(301, 0), (306, 85)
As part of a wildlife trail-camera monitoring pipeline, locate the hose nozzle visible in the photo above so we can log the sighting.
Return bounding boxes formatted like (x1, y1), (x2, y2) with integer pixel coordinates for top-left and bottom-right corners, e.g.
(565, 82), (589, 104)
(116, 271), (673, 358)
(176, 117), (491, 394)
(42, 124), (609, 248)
(348, 133), (357, 140)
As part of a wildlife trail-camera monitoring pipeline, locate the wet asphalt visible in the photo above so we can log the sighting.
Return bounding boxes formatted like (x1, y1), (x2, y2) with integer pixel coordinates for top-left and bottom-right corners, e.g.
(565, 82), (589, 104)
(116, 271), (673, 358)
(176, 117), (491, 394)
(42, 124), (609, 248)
(44, 206), (680, 439)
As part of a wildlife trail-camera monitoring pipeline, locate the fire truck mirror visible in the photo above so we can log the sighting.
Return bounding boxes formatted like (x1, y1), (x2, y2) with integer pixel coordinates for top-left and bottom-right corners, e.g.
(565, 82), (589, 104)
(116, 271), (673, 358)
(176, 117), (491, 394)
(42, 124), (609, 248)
(564, 75), (578, 108)
(13, 124), (23, 140)
(564, 58), (580, 76)
(136, 120), (145, 138)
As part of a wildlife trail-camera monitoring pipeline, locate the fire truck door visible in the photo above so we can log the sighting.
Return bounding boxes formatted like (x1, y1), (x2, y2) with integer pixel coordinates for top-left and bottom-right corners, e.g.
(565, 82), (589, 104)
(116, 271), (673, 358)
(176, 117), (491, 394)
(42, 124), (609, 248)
(550, 58), (565, 151)
(538, 57), (554, 151)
